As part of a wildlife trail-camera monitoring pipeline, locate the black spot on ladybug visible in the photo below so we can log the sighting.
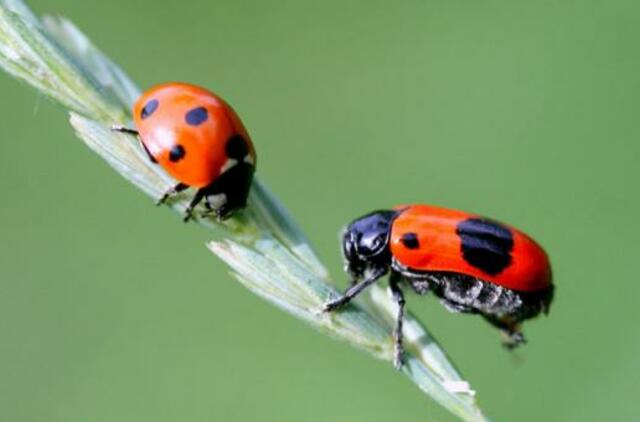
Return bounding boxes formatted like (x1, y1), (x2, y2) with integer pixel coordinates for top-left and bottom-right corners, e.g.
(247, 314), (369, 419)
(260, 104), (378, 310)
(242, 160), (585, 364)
(169, 144), (186, 162)
(185, 106), (208, 126)
(225, 134), (249, 159)
(456, 218), (514, 275)
(400, 232), (420, 249)
(141, 99), (159, 119)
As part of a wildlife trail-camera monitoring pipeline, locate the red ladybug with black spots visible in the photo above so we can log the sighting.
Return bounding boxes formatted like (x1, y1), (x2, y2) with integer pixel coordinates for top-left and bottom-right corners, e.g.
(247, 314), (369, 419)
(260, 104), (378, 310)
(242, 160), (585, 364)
(324, 205), (553, 368)
(114, 82), (256, 221)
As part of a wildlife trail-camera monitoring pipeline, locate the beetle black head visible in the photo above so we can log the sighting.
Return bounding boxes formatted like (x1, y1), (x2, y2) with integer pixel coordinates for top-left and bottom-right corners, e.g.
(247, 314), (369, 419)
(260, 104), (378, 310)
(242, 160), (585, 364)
(342, 210), (397, 279)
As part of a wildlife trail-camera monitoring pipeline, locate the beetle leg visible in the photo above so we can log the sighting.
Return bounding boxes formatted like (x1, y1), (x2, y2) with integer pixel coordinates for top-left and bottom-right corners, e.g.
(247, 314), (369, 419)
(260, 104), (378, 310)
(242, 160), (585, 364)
(323, 267), (387, 312)
(111, 125), (139, 136)
(501, 329), (527, 349)
(156, 183), (190, 206)
(389, 271), (406, 369)
(183, 188), (206, 222)
(499, 321), (527, 349)
(111, 126), (160, 164)
(483, 315), (527, 349)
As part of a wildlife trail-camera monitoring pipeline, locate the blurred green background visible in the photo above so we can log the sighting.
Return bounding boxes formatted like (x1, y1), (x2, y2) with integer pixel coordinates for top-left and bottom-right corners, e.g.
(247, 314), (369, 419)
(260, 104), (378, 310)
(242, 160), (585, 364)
(1, 1), (638, 421)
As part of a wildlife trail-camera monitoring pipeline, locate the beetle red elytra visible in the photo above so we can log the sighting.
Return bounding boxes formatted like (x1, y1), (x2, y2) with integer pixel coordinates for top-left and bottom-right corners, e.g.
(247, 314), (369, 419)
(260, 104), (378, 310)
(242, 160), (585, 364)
(114, 82), (256, 221)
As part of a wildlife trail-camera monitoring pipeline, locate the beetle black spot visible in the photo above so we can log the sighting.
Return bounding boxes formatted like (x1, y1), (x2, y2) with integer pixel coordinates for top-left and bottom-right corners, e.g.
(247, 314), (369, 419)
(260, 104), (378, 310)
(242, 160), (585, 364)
(141, 99), (159, 119)
(400, 232), (420, 249)
(225, 134), (249, 159)
(185, 106), (208, 126)
(456, 218), (514, 275)
(169, 144), (186, 162)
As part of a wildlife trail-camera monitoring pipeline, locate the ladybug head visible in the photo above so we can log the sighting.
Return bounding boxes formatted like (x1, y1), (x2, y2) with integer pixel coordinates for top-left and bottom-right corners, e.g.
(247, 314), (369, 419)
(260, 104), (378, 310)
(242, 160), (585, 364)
(342, 210), (397, 278)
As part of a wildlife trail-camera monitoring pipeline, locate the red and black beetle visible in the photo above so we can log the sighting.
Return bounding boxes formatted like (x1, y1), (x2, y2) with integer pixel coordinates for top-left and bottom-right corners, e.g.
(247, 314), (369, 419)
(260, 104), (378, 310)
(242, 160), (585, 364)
(324, 205), (553, 368)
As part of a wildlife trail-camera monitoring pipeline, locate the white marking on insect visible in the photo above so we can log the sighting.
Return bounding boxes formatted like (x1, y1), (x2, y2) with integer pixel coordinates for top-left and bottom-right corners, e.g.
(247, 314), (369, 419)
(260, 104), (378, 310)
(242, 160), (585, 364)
(220, 158), (238, 174)
(207, 193), (227, 209)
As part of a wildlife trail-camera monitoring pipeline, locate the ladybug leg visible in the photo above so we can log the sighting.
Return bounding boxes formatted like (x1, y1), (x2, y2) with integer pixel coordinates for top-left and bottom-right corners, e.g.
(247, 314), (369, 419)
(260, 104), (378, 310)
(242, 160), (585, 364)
(111, 126), (159, 164)
(323, 267), (387, 312)
(389, 271), (406, 369)
(156, 183), (190, 206)
(111, 125), (139, 136)
(183, 188), (206, 222)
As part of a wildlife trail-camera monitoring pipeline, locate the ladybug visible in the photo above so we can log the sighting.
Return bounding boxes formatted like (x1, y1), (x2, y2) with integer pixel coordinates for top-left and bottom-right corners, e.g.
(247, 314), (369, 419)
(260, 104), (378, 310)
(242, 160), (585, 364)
(324, 205), (553, 368)
(113, 82), (256, 221)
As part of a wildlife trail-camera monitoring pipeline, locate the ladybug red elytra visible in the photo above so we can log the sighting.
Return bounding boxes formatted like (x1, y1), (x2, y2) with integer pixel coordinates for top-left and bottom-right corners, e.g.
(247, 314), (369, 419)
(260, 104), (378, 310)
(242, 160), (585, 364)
(114, 82), (256, 221)
(324, 204), (553, 368)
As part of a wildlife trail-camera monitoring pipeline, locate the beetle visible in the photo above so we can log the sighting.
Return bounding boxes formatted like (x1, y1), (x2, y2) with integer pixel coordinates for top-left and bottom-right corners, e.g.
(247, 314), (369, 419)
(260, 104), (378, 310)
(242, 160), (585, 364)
(324, 205), (553, 368)
(113, 82), (256, 221)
